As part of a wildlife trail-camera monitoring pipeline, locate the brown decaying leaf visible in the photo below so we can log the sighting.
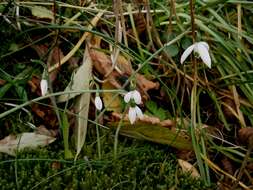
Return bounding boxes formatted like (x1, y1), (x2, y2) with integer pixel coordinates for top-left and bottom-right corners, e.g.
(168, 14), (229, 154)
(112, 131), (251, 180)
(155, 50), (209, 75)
(112, 112), (189, 129)
(221, 157), (234, 175)
(0, 79), (6, 86)
(28, 75), (41, 95)
(110, 112), (192, 150)
(31, 104), (58, 128)
(89, 36), (159, 100)
(176, 150), (194, 161)
(36, 125), (59, 137)
(127, 12), (147, 42)
(238, 127), (253, 146)
(0, 132), (56, 156)
(51, 161), (61, 170)
(112, 112), (172, 126)
(102, 81), (122, 112)
(32, 45), (64, 82)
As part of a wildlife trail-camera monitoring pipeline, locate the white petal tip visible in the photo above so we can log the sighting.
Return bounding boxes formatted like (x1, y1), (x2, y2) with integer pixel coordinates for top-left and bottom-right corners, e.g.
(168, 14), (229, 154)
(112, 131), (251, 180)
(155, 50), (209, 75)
(95, 96), (103, 110)
(133, 90), (142, 104)
(40, 79), (48, 96)
(180, 44), (195, 64)
(128, 107), (136, 124)
(124, 91), (132, 103)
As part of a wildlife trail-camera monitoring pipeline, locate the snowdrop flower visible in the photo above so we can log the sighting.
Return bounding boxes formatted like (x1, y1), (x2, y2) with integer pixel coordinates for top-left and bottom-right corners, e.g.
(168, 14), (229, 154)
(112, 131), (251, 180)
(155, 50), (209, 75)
(180, 41), (211, 68)
(124, 90), (142, 105)
(40, 79), (48, 96)
(128, 106), (143, 124)
(95, 95), (103, 111)
(124, 90), (143, 124)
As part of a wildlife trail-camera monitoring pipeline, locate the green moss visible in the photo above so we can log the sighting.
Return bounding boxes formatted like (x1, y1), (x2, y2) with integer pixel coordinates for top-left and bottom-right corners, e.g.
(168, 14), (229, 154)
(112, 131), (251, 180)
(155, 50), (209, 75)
(0, 132), (214, 190)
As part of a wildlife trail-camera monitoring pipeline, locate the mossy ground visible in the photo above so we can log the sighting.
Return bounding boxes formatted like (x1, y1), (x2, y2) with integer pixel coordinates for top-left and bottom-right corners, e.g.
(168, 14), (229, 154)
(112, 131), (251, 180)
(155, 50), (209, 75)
(0, 130), (213, 190)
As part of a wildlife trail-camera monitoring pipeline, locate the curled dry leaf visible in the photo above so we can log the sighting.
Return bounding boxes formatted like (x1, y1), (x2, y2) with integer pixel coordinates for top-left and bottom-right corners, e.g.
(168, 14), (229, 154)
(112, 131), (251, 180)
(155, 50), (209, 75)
(238, 127), (253, 146)
(0, 79), (6, 86)
(32, 45), (64, 82)
(102, 81), (122, 112)
(112, 112), (189, 128)
(28, 75), (41, 95)
(0, 132), (56, 156)
(31, 104), (58, 128)
(222, 97), (237, 122)
(36, 125), (59, 137)
(221, 157), (234, 175)
(178, 159), (200, 178)
(89, 36), (159, 99)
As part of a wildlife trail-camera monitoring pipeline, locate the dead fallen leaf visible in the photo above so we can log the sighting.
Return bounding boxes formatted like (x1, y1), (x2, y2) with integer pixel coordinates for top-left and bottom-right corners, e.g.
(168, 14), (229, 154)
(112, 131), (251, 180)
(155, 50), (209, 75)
(32, 45), (64, 82)
(178, 159), (200, 178)
(0, 132), (56, 156)
(110, 113), (192, 150)
(31, 104), (58, 128)
(89, 35), (159, 100)
(102, 81), (122, 112)
(238, 127), (253, 146)
(36, 125), (58, 137)
(28, 75), (41, 95)
(221, 157), (234, 175)
(0, 79), (6, 86)
(51, 161), (61, 170)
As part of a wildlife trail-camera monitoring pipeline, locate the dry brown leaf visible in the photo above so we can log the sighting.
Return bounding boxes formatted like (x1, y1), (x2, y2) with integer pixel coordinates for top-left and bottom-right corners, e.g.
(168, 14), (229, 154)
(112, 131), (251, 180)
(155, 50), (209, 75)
(32, 45), (64, 82)
(36, 125), (58, 137)
(238, 127), (253, 146)
(102, 81), (122, 112)
(136, 74), (159, 99)
(112, 112), (189, 129)
(89, 35), (159, 99)
(178, 159), (200, 178)
(0, 79), (6, 86)
(28, 75), (41, 95)
(0, 132), (56, 156)
(31, 104), (58, 128)
(112, 112), (161, 125)
(109, 113), (192, 150)
(221, 157), (234, 175)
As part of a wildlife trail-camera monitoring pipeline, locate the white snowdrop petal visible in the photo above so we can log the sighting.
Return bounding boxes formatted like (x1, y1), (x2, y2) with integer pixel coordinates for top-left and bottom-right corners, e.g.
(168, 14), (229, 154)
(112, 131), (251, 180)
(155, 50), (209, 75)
(124, 91), (132, 103)
(40, 79), (48, 96)
(180, 44), (195, 64)
(128, 107), (137, 124)
(135, 106), (143, 119)
(132, 90), (142, 104)
(198, 41), (209, 51)
(95, 96), (103, 110)
(197, 43), (211, 68)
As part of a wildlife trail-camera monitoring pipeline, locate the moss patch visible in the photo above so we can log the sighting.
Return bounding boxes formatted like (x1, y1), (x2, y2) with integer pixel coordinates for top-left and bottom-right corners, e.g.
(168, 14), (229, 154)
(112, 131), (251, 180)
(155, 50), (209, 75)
(0, 132), (213, 190)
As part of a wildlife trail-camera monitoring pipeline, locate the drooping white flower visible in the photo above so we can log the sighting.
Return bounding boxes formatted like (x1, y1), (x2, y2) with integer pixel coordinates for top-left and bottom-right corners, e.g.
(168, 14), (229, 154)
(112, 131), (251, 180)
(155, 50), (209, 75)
(124, 90), (142, 104)
(95, 96), (103, 111)
(40, 79), (48, 96)
(180, 41), (211, 68)
(128, 106), (144, 124)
